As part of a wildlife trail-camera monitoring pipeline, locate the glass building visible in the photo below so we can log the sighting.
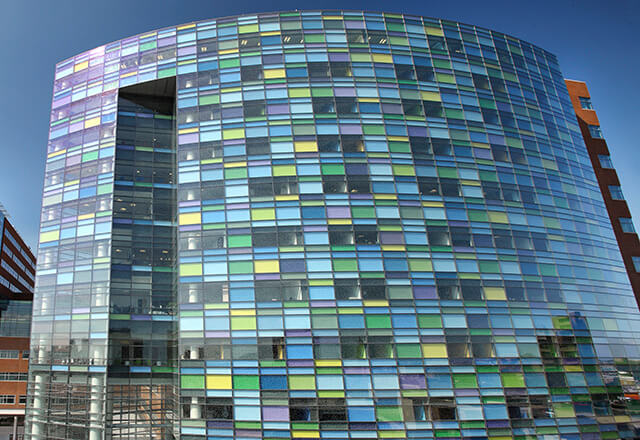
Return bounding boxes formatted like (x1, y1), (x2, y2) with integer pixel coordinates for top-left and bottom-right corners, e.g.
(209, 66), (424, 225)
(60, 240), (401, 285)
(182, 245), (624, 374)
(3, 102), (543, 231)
(26, 10), (640, 440)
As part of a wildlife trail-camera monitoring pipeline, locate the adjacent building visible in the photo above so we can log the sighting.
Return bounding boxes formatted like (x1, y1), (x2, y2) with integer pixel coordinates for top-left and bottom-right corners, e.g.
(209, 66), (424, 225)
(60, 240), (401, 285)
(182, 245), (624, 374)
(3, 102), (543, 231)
(565, 79), (640, 305)
(0, 208), (36, 440)
(27, 11), (640, 440)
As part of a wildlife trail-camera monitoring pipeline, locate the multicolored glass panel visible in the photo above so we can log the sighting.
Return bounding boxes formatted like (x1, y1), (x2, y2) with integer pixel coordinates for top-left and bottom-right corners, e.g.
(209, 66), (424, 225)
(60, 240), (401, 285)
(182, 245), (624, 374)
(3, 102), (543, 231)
(27, 10), (640, 440)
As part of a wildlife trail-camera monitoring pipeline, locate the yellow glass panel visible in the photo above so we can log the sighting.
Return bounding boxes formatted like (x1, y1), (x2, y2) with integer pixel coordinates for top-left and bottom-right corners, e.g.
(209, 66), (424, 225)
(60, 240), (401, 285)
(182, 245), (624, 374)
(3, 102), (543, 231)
(289, 375), (316, 390)
(422, 343), (448, 358)
(222, 128), (245, 140)
(381, 245), (405, 251)
(289, 88), (311, 98)
(363, 300), (388, 307)
(294, 141), (318, 152)
(393, 165), (415, 176)
(372, 54), (392, 63)
(272, 165), (296, 176)
(230, 309), (255, 316)
(327, 219), (351, 225)
(484, 287), (506, 300)
(84, 117), (100, 129)
(206, 375), (232, 389)
(47, 149), (67, 158)
(239, 24), (259, 33)
(74, 61), (89, 72)
(179, 213), (201, 225)
(251, 208), (275, 221)
(40, 230), (60, 243)
(421, 91), (441, 101)
(488, 212), (508, 223)
(254, 260), (279, 273)
(292, 432), (320, 439)
(264, 68), (286, 79)
(315, 360), (341, 367)
(231, 317), (257, 330)
(180, 264), (203, 277)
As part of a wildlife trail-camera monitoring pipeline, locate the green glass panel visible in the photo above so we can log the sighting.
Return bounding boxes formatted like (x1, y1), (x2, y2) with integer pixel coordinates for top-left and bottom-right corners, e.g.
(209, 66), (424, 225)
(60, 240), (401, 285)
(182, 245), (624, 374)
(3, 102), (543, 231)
(333, 259), (358, 271)
(479, 261), (500, 273)
(199, 95), (220, 105)
(376, 406), (403, 421)
(418, 315), (443, 328)
(502, 373), (525, 388)
(365, 315), (391, 329)
(181, 375), (205, 389)
(229, 261), (253, 274)
(321, 164), (345, 175)
(396, 344), (422, 358)
(351, 207), (375, 218)
(228, 235), (251, 247)
(453, 374), (478, 388)
(219, 58), (240, 68)
(233, 375), (259, 390)
(311, 315), (338, 329)
(224, 168), (247, 179)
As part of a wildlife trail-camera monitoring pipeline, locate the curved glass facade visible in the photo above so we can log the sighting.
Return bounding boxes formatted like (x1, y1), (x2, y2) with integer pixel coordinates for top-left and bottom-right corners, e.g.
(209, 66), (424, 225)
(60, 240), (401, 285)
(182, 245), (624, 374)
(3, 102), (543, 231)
(27, 10), (640, 440)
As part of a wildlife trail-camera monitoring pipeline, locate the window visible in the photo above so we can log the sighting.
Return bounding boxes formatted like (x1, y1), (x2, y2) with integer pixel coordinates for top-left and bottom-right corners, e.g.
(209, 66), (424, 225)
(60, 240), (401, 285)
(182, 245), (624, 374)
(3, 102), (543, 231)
(620, 218), (636, 233)
(0, 351), (18, 359)
(204, 398), (232, 420)
(598, 155), (614, 169)
(579, 96), (593, 109)
(609, 185), (625, 200)
(633, 257), (640, 272)
(588, 125), (603, 139)
(0, 373), (28, 381)
(318, 399), (347, 421)
(19, 395), (26, 405)
(0, 395), (15, 404)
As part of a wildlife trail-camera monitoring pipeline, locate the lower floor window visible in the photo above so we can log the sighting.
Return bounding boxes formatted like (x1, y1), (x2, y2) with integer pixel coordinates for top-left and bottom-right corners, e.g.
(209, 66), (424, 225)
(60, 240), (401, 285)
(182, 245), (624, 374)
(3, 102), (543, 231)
(0, 395), (15, 404)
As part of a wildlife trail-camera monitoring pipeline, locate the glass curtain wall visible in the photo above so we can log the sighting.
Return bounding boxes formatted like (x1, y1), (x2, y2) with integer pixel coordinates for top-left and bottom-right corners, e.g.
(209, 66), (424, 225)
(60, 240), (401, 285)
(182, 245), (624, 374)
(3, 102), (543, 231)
(107, 78), (178, 439)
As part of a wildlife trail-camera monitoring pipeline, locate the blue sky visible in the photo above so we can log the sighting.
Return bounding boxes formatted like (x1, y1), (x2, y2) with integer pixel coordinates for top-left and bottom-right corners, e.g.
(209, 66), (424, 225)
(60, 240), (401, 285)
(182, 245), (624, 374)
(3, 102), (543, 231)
(1, 0), (638, 249)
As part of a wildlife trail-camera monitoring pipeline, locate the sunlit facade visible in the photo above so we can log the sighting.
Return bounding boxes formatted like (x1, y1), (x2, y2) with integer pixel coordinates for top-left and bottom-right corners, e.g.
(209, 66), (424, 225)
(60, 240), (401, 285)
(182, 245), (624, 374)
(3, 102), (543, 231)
(27, 11), (640, 440)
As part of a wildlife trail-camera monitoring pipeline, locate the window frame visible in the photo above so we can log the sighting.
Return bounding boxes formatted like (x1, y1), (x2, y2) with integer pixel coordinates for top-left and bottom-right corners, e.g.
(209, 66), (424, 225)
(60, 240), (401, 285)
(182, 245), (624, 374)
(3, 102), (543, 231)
(619, 218), (636, 233)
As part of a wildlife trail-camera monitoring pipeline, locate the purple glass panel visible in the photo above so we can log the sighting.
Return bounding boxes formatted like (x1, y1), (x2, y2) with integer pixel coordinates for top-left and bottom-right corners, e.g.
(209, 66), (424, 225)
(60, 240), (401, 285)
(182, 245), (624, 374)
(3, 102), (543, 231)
(413, 286), (436, 299)
(327, 206), (350, 218)
(262, 406), (289, 421)
(339, 124), (362, 135)
(408, 126), (428, 137)
(179, 133), (199, 144)
(280, 260), (306, 273)
(268, 104), (290, 114)
(329, 53), (349, 62)
(345, 164), (368, 175)
(334, 87), (356, 97)
(400, 374), (426, 389)
(379, 232), (403, 244)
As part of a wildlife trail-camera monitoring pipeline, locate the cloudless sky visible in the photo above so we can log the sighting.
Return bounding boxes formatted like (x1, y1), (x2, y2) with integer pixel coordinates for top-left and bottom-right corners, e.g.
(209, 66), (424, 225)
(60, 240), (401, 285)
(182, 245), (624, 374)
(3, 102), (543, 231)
(1, 0), (638, 249)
